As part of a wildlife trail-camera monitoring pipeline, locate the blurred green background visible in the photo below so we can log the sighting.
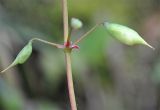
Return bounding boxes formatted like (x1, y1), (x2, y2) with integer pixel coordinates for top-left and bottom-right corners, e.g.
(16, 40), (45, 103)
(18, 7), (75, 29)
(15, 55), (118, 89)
(0, 0), (160, 110)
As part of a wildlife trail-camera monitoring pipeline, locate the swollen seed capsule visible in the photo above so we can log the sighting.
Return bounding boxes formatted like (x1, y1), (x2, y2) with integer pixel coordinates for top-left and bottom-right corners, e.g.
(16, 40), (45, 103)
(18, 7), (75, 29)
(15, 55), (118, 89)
(1, 41), (33, 73)
(104, 22), (154, 49)
(16, 41), (32, 64)
(71, 18), (83, 29)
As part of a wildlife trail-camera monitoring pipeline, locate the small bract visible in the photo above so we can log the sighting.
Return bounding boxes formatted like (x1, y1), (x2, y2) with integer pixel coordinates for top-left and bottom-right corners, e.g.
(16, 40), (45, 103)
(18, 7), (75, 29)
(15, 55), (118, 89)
(71, 18), (83, 29)
(104, 22), (154, 49)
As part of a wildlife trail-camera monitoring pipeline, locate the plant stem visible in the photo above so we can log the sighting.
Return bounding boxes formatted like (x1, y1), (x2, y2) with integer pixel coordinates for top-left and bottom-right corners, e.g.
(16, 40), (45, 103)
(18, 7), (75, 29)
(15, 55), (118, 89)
(65, 52), (77, 110)
(1, 62), (16, 73)
(73, 23), (102, 45)
(62, 0), (69, 42)
(30, 38), (63, 48)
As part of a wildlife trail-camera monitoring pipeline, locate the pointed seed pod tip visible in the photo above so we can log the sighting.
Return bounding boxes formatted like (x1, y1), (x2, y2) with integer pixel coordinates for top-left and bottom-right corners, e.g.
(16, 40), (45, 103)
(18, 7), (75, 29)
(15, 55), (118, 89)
(103, 22), (154, 49)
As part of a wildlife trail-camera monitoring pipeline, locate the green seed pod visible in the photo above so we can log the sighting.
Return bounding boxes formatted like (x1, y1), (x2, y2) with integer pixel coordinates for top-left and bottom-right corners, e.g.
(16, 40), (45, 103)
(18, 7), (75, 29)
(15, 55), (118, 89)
(1, 41), (33, 73)
(16, 41), (32, 64)
(104, 22), (154, 49)
(71, 18), (83, 29)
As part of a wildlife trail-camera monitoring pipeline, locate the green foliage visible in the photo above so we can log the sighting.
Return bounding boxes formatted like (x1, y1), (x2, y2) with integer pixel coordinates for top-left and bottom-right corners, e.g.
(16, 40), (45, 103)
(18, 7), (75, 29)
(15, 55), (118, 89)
(152, 60), (160, 84)
(0, 79), (23, 110)
(37, 101), (61, 110)
(79, 26), (109, 63)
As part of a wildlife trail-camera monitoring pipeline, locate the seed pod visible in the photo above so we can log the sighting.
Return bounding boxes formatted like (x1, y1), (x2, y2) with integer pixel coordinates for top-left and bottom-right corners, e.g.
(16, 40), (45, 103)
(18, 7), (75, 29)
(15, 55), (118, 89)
(71, 18), (83, 29)
(104, 22), (154, 49)
(1, 41), (33, 73)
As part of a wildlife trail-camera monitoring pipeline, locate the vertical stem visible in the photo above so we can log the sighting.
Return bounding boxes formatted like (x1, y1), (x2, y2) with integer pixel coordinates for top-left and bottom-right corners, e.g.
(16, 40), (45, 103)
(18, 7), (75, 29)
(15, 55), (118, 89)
(62, 0), (69, 42)
(62, 0), (77, 109)
(65, 52), (77, 110)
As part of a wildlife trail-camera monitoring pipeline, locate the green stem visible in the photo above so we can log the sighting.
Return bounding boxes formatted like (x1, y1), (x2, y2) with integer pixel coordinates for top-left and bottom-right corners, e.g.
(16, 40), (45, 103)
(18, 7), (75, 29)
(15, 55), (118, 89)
(65, 51), (77, 110)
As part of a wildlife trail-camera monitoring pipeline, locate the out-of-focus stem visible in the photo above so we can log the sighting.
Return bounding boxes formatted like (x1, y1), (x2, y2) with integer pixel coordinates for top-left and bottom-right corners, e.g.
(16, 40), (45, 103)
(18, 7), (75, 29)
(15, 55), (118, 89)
(65, 51), (77, 110)
(62, 0), (69, 42)
(73, 23), (102, 45)
(1, 62), (16, 73)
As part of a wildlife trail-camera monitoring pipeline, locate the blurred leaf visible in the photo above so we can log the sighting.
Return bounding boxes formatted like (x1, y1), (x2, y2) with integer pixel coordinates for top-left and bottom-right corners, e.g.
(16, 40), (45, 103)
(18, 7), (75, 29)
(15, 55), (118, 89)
(152, 60), (160, 84)
(40, 49), (65, 90)
(0, 79), (23, 110)
(77, 26), (110, 64)
(37, 100), (61, 110)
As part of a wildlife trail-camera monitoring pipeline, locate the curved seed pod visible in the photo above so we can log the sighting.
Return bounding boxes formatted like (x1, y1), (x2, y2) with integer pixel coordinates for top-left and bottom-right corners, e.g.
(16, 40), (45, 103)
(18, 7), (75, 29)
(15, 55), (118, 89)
(71, 18), (83, 29)
(16, 41), (32, 64)
(104, 22), (154, 49)
(1, 41), (33, 73)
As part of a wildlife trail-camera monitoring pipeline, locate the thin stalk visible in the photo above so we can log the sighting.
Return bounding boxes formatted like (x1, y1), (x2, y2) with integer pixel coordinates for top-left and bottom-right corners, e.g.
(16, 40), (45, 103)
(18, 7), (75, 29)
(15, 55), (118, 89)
(65, 52), (77, 110)
(68, 27), (73, 42)
(62, 0), (69, 42)
(73, 23), (102, 45)
(31, 38), (63, 48)
(1, 62), (16, 73)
